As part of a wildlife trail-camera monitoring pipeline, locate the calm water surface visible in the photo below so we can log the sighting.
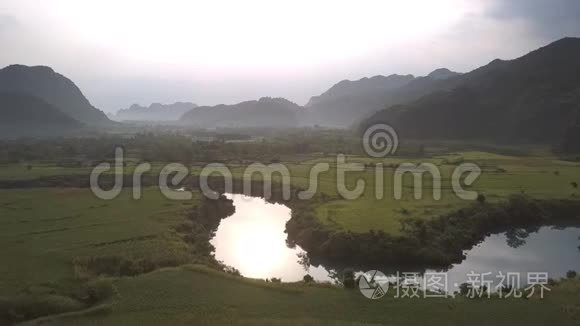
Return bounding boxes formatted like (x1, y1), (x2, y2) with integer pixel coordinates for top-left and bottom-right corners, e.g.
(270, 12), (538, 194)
(211, 194), (329, 281)
(443, 225), (580, 289)
(212, 194), (580, 286)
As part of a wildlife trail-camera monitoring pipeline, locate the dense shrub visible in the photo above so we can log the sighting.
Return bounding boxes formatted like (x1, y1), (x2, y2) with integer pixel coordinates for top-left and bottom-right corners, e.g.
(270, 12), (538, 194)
(83, 279), (117, 305)
(0, 294), (85, 324)
(287, 193), (580, 269)
(342, 269), (356, 289)
(73, 255), (188, 278)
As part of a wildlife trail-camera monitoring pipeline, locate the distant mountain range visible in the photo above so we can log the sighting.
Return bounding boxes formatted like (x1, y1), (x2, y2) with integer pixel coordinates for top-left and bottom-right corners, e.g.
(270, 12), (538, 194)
(180, 97), (302, 128)
(304, 69), (461, 127)
(1, 38), (579, 151)
(179, 37), (580, 149)
(361, 37), (580, 145)
(177, 69), (462, 129)
(0, 65), (110, 126)
(115, 102), (198, 121)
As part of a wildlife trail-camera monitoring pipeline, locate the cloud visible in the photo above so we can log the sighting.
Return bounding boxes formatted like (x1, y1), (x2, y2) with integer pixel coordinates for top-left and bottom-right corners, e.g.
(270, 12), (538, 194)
(487, 0), (580, 40)
(1, 0), (580, 113)
(0, 14), (17, 30)
(411, 0), (580, 76)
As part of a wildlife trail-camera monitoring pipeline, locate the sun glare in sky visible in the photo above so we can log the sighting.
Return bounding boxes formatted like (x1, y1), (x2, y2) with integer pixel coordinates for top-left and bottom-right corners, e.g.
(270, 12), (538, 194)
(7, 0), (555, 109)
(38, 0), (479, 76)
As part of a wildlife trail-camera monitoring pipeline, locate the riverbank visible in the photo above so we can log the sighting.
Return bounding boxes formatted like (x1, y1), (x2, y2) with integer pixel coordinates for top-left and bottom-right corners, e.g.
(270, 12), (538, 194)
(179, 175), (580, 270)
(20, 265), (580, 326)
(2, 170), (579, 271)
(0, 187), (235, 324)
(286, 193), (580, 270)
(1, 150), (579, 324)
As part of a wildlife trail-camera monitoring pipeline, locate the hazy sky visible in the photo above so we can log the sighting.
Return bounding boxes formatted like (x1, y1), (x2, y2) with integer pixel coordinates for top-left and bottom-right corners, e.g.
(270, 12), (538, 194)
(1, 0), (579, 113)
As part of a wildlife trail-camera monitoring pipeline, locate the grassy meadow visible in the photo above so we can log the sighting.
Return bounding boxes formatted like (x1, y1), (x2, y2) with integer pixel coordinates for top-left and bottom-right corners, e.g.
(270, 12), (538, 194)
(217, 151), (580, 234)
(1, 148), (580, 324)
(0, 187), (197, 296)
(21, 266), (580, 326)
(3, 150), (579, 237)
(308, 151), (580, 234)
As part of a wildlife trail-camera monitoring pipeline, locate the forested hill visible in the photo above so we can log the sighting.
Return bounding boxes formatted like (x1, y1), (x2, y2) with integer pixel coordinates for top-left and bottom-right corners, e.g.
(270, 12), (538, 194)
(362, 37), (580, 147)
(180, 97), (302, 128)
(305, 70), (460, 128)
(0, 92), (82, 137)
(0, 65), (110, 126)
(115, 102), (198, 121)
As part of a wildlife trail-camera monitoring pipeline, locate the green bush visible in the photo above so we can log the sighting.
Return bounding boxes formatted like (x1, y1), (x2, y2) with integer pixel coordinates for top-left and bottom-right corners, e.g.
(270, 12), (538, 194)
(73, 254), (189, 278)
(84, 279), (117, 305)
(0, 294), (85, 323)
(342, 269), (356, 289)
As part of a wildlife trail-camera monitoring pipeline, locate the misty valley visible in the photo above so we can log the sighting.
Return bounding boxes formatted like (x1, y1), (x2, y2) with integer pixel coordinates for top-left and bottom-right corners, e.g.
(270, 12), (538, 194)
(1, 15), (580, 325)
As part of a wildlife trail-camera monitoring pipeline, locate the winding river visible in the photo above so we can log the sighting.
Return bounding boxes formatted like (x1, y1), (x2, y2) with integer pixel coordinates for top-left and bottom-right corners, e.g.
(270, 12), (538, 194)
(211, 194), (580, 287)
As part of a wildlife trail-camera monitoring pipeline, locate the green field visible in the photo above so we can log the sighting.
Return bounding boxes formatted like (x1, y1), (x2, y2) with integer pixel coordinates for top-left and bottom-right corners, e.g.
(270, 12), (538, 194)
(0, 164), (93, 180)
(0, 188), (197, 296)
(3, 151), (579, 237)
(219, 151), (579, 234)
(309, 151), (580, 233)
(26, 266), (580, 326)
(2, 150), (580, 324)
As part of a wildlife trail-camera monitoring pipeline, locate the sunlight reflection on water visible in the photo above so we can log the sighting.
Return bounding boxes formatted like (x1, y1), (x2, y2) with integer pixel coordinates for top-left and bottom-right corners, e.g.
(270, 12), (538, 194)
(212, 194), (580, 288)
(211, 194), (330, 282)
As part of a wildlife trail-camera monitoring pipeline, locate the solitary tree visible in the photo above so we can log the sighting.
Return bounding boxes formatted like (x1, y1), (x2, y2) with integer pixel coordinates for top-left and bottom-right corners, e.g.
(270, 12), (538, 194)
(458, 283), (470, 296)
(342, 269), (356, 289)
